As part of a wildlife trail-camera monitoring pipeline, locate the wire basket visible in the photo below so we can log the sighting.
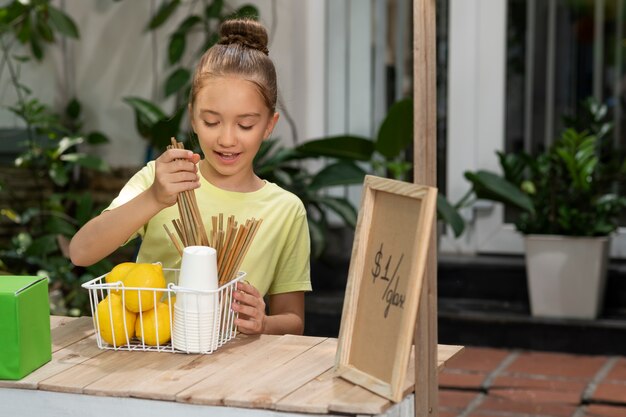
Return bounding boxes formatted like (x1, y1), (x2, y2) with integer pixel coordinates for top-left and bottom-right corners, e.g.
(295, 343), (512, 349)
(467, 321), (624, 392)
(82, 268), (245, 354)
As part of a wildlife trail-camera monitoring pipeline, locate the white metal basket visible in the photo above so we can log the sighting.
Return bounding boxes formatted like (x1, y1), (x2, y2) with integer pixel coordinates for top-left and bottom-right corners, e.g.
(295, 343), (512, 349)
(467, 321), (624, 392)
(82, 268), (245, 354)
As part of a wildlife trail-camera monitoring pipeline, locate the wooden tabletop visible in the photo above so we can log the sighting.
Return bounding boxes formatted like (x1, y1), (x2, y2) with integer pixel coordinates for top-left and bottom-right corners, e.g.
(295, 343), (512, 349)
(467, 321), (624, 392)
(0, 316), (462, 415)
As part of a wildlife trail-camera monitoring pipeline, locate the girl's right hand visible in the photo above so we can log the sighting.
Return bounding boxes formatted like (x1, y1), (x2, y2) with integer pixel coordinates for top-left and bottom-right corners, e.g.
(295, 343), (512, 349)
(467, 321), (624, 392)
(150, 149), (201, 208)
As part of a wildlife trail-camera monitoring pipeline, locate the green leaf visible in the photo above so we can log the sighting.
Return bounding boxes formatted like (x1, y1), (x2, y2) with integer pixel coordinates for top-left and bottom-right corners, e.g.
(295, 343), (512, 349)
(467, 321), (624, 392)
(17, 13), (32, 43)
(205, 0), (224, 18)
(436, 193), (465, 237)
(253, 138), (280, 165)
(55, 136), (83, 156)
(45, 216), (76, 236)
(165, 68), (190, 97)
(60, 153), (109, 172)
(65, 98), (81, 120)
(385, 160), (412, 180)
(376, 98), (413, 159)
(256, 148), (298, 174)
(123, 96), (167, 138)
(17, 83), (32, 95)
(1, 208), (21, 223)
(296, 136), (374, 161)
(176, 15), (202, 33)
(73, 193), (94, 226)
(12, 55), (31, 62)
(49, 163), (68, 186)
(464, 170), (535, 214)
(48, 5), (80, 38)
(228, 4), (259, 20)
(149, 106), (185, 150)
(30, 35), (43, 60)
(311, 196), (358, 228)
(309, 162), (366, 191)
(147, 0), (180, 31)
(168, 32), (185, 65)
(272, 169), (293, 187)
(35, 13), (55, 42)
(497, 151), (529, 184)
(86, 131), (109, 145)
(25, 234), (58, 257)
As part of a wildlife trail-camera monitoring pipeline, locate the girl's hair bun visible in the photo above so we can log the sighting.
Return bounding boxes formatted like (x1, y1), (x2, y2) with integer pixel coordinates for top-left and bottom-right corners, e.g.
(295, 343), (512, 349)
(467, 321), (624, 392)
(218, 19), (269, 55)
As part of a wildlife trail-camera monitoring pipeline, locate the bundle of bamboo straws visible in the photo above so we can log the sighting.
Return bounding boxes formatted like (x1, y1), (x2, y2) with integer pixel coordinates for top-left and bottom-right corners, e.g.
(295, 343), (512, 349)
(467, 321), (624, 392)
(162, 138), (263, 286)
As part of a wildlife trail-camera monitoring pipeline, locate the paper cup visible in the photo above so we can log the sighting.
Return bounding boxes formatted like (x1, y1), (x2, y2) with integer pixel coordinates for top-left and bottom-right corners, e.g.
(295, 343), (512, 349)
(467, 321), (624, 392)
(172, 308), (219, 352)
(175, 290), (219, 314)
(178, 246), (218, 290)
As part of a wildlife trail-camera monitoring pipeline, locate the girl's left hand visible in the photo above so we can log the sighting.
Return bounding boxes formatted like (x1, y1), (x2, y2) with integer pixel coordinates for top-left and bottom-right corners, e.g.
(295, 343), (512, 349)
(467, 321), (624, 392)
(232, 281), (266, 334)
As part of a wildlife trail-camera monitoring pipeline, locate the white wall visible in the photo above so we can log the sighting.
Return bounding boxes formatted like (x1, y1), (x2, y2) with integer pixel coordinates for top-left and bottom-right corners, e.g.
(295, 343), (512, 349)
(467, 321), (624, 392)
(0, 0), (325, 167)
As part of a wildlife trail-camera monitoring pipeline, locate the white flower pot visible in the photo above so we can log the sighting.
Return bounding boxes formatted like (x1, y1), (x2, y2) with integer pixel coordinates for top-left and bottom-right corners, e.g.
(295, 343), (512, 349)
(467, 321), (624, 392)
(524, 235), (610, 319)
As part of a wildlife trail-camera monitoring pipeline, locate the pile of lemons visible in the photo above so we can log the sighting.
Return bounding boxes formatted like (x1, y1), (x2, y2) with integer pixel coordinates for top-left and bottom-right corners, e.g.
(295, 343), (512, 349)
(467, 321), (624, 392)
(97, 262), (173, 346)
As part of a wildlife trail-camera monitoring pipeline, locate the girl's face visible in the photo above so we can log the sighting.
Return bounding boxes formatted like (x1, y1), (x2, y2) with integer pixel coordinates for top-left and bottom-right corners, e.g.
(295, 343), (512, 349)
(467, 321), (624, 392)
(190, 76), (278, 191)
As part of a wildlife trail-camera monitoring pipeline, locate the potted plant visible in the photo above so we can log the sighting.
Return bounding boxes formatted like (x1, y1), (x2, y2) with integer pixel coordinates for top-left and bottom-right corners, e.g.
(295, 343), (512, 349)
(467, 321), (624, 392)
(464, 99), (626, 319)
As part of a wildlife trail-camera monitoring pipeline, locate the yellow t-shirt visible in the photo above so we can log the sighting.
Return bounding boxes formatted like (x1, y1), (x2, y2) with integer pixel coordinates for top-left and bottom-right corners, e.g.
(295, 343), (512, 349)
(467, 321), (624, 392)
(104, 161), (311, 296)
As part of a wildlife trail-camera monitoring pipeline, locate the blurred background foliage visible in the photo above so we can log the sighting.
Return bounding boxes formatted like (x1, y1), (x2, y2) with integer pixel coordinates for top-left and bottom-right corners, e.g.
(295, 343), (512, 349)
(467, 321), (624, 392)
(0, 0), (465, 316)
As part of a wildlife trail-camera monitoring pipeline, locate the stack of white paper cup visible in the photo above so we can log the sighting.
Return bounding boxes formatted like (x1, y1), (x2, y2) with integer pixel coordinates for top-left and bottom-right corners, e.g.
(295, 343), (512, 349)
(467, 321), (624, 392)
(172, 246), (220, 353)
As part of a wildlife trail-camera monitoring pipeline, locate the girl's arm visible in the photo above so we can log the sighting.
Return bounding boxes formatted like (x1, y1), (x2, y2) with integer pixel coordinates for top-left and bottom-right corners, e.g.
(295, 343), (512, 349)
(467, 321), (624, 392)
(232, 281), (305, 335)
(69, 149), (200, 266)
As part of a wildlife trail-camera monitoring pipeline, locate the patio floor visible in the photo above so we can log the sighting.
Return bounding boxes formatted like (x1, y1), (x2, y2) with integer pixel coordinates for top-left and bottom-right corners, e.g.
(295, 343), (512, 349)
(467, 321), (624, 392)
(438, 346), (626, 417)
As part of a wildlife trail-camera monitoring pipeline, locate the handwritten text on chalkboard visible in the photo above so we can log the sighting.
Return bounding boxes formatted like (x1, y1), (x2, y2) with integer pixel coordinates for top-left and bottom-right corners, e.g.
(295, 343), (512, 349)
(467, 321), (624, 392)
(371, 243), (405, 318)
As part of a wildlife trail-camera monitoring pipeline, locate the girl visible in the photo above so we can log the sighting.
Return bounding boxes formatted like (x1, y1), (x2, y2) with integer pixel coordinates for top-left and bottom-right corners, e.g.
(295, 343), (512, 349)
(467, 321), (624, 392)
(70, 19), (311, 336)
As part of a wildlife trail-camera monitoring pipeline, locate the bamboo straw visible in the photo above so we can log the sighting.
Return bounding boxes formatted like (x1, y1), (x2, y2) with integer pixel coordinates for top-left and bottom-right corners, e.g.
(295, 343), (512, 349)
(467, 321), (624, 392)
(220, 223), (249, 286)
(217, 216), (235, 271)
(163, 224), (183, 256)
(230, 218), (263, 283)
(165, 138), (209, 250)
(164, 136), (262, 283)
(172, 219), (186, 247)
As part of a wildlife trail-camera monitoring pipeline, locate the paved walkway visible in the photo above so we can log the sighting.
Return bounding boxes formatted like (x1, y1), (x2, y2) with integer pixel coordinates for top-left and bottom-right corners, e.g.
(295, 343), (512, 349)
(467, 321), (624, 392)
(439, 347), (626, 417)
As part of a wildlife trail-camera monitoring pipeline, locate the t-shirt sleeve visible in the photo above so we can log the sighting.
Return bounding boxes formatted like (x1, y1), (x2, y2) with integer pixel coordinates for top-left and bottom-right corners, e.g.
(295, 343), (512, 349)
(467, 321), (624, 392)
(103, 162), (155, 241)
(267, 204), (312, 295)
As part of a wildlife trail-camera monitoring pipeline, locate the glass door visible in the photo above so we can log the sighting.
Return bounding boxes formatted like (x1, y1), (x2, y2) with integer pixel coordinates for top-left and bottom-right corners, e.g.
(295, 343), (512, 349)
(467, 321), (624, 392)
(441, 0), (626, 258)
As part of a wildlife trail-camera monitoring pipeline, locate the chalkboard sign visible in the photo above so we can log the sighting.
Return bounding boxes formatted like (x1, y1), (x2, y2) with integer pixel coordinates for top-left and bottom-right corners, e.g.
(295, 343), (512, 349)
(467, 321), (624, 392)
(334, 175), (437, 402)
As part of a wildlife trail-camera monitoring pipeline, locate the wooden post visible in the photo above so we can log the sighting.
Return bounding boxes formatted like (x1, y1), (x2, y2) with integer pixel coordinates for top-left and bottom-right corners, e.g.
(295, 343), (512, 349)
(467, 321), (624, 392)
(413, 1), (438, 417)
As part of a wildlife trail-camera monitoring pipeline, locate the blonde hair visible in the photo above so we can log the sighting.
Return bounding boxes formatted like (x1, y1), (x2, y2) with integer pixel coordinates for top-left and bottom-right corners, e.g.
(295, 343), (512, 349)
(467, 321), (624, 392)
(189, 19), (277, 113)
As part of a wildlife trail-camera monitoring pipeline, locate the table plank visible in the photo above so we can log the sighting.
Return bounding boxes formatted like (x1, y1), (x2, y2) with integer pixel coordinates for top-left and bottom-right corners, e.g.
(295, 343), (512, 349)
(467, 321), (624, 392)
(437, 344), (463, 368)
(51, 316), (95, 353)
(223, 338), (337, 409)
(127, 334), (281, 401)
(31, 318), (464, 416)
(0, 335), (103, 390)
(276, 344), (465, 415)
(275, 368), (354, 414)
(82, 350), (197, 397)
(329, 383), (391, 415)
(50, 315), (75, 330)
(38, 349), (146, 394)
(176, 335), (327, 406)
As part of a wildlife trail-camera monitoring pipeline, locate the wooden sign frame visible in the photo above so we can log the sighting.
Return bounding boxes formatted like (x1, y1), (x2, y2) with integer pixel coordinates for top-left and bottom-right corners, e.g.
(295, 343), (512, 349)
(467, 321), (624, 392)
(334, 175), (437, 402)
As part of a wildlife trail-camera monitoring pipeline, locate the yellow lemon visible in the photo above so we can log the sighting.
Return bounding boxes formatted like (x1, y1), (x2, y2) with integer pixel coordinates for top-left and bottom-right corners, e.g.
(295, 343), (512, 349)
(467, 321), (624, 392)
(104, 262), (135, 294)
(97, 293), (137, 346)
(123, 263), (166, 313)
(135, 302), (172, 346)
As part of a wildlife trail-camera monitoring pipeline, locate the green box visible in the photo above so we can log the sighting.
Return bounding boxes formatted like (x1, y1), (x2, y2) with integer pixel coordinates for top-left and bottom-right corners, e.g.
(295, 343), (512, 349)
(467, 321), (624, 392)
(0, 276), (51, 380)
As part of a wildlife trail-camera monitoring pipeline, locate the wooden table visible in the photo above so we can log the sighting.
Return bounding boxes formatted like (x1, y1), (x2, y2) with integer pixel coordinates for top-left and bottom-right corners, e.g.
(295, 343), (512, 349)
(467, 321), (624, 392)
(0, 316), (462, 416)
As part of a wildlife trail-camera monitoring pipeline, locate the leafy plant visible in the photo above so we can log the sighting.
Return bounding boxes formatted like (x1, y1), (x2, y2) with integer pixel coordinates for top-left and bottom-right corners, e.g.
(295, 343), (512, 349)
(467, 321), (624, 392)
(0, 1), (112, 315)
(124, 1), (260, 153)
(463, 98), (626, 236)
(253, 139), (366, 258)
(294, 98), (466, 238)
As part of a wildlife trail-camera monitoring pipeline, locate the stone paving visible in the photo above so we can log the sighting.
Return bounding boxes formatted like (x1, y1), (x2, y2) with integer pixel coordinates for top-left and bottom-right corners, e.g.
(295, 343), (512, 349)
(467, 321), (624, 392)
(439, 347), (626, 417)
